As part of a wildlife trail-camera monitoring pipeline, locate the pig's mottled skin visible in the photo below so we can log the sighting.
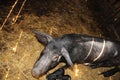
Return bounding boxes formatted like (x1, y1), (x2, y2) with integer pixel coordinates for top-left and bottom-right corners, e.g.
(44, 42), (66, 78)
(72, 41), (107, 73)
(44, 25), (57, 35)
(31, 30), (120, 78)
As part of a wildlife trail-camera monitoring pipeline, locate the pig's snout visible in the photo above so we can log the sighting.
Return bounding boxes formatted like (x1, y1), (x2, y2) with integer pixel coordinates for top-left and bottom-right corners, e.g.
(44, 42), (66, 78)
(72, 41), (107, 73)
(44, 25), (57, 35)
(31, 69), (41, 79)
(31, 55), (50, 78)
(31, 68), (45, 79)
(31, 68), (48, 79)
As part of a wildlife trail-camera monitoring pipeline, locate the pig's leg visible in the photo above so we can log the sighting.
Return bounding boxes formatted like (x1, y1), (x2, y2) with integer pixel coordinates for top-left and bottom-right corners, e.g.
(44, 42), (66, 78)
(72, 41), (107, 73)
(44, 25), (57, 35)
(99, 66), (120, 77)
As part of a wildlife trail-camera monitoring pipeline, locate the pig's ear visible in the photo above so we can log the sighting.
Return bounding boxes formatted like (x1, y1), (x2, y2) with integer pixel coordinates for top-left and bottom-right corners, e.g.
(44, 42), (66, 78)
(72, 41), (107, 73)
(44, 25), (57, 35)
(32, 30), (53, 45)
(61, 47), (74, 67)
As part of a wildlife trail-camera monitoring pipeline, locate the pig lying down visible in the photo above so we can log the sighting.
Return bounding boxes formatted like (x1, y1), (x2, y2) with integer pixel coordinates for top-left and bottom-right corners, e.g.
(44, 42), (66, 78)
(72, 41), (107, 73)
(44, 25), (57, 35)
(31, 30), (120, 79)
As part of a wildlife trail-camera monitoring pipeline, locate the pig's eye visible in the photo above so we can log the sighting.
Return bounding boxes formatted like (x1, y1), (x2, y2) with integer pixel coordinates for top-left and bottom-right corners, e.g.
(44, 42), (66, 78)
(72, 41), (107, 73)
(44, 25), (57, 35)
(52, 55), (60, 61)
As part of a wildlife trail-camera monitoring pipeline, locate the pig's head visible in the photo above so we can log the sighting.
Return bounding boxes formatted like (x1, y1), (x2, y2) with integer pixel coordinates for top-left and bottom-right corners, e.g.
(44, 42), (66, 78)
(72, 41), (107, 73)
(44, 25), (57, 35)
(31, 30), (73, 79)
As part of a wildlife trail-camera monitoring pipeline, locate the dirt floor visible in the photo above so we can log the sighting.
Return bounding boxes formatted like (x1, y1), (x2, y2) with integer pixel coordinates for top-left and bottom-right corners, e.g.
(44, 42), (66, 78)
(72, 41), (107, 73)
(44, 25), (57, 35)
(0, 0), (120, 80)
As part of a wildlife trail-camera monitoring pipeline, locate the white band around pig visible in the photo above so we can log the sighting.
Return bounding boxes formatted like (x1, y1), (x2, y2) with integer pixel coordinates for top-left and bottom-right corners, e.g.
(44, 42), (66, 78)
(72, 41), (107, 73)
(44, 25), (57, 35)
(83, 38), (94, 61)
(93, 39), (105, 61)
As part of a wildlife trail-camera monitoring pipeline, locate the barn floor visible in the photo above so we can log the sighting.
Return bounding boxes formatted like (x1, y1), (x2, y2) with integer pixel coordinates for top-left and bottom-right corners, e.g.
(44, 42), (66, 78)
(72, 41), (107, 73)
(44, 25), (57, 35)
(0, 0), (120, 80)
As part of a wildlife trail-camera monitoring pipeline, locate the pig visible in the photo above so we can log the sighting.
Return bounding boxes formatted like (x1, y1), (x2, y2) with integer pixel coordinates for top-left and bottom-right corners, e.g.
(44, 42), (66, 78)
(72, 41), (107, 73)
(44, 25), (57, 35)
(46, 68), (71, 80)
(31, 30), (120, 78)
